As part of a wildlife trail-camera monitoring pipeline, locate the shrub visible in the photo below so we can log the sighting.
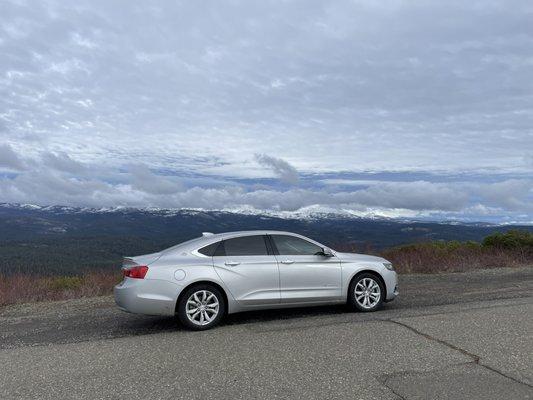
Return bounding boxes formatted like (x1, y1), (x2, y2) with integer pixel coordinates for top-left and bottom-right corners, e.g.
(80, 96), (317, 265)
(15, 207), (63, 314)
(381, 232), (533, 273)
(482, 230), (533, 250)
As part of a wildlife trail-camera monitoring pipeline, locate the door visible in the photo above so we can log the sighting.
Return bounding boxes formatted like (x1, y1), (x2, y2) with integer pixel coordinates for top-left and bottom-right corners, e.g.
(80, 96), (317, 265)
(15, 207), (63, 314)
(270, 234), (342, 303)
(212, 235), (280, 306)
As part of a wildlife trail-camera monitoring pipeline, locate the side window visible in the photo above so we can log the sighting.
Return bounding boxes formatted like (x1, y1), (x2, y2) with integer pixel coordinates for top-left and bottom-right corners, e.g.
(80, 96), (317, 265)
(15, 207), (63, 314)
(223, 235), (268, 256)
(271, 235), (322, 256)
(198, 241), (223, 256)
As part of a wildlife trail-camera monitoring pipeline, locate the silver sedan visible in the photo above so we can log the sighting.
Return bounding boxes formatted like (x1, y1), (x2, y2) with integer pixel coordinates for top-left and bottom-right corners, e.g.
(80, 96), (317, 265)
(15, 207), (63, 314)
(114, 230), (398, 330)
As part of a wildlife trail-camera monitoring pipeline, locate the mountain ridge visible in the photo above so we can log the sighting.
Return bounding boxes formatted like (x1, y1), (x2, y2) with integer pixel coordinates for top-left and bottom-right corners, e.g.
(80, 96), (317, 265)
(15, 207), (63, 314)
(1, 202), (532, 276)
(0, 202), (513, 227)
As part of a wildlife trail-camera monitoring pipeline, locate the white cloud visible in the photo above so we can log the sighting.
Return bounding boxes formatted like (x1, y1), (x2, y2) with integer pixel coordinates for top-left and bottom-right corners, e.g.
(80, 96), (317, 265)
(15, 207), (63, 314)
(127, 163), (183, 195)
(0, 147), (531, 222)
(1, 0), (532, 176)
(41, 151), (86, 173)
(524, 153), (533, 168)
(0, 1), (532, 222)
(254, 154), (299, 184)
(0, 144), (26, 170)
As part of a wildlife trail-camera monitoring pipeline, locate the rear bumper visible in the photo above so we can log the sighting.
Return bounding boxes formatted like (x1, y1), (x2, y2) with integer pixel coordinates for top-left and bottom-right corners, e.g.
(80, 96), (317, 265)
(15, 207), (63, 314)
(114, 277), (180, 316)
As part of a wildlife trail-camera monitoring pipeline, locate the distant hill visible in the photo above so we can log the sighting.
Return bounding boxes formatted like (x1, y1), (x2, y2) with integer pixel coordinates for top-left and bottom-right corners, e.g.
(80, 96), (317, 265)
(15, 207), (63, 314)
(1, 203), (531, 276)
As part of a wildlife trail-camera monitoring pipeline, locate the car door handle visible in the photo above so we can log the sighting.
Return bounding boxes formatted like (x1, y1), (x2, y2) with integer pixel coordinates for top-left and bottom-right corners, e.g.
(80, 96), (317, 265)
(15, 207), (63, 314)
(280, 259), (294, 264)
(225, 261), (240, 267)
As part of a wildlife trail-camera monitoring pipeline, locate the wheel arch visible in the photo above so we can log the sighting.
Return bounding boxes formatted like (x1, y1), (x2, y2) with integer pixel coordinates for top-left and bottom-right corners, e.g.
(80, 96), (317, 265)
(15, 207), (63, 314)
(347, 269), (387, 298)
(175, 280), (230, 315)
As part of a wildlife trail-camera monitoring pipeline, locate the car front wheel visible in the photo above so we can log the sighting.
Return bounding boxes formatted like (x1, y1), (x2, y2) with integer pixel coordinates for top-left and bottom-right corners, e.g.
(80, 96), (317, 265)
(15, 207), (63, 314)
(348, 273), (384, 312)
(177, 284), (226, 330)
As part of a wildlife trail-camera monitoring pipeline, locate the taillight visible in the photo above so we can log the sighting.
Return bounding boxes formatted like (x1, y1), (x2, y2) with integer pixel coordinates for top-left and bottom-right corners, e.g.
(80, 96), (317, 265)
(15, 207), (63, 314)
(123, 265), (149, 279)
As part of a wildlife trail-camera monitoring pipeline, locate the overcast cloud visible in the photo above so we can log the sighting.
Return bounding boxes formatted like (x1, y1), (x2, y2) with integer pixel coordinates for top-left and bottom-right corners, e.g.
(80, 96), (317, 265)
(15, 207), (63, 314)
(0, 0), (532, 223)
(255, 154), (300, 185)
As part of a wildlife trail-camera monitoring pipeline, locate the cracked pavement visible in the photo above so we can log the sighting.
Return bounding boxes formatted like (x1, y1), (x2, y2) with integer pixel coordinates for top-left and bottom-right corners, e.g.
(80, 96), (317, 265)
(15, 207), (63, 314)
(1, 267), (532, 399)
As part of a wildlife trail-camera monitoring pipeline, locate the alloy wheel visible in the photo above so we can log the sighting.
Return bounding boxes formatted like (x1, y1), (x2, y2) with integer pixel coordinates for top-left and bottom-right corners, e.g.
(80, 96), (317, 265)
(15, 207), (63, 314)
(354, 277), (381, 309)
(185, 290), (220, 326)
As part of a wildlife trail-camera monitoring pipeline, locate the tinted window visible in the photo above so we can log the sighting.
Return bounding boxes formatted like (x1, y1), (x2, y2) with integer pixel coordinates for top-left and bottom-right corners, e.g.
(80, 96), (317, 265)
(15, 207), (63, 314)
(198, 241), (222, 256)
(271, 235), (322, 256)
(223, 235), (268, 256)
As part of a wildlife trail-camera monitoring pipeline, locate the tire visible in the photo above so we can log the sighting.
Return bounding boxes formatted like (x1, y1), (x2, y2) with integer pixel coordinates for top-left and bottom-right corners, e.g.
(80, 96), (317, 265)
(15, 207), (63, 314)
(177, 284), (226, 330)
(348, 273), (384, 312)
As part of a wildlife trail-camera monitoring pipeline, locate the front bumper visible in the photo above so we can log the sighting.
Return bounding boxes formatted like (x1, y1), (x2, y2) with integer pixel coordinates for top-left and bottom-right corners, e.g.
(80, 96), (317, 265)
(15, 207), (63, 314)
(114, 277), (180, 316)
(383, 270), (399, 302)
(384, 284), (399, 302)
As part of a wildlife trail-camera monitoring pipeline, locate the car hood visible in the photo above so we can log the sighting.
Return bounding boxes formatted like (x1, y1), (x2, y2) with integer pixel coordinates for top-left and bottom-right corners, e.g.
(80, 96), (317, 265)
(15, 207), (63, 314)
(335, 252), (387, 264)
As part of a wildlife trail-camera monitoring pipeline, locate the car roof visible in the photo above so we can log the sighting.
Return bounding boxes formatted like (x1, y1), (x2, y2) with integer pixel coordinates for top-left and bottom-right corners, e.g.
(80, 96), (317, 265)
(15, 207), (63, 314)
(162, 230), (319, 254)
(205, 230), (298, 239)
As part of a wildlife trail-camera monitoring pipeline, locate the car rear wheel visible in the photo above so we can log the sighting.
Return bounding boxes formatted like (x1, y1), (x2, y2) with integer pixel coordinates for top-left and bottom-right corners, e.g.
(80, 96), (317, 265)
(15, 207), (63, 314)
(348, 273), (384, 312)
(177, 284), (226, 330)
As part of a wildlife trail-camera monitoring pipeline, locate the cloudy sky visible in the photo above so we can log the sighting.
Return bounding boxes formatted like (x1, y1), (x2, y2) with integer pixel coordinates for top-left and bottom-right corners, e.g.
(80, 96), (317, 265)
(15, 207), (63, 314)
(1, 0), (532, 223)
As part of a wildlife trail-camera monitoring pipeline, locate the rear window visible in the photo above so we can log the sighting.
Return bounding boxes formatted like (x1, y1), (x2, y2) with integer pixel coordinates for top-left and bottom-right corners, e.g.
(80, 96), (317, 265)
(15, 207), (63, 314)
(223, 235), (268, 256)
(198, 241), (223, 256)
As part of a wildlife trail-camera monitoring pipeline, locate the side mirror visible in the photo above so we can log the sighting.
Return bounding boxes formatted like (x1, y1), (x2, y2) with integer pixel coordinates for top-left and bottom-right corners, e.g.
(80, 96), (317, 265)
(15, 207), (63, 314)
(321, 247), (334, 257)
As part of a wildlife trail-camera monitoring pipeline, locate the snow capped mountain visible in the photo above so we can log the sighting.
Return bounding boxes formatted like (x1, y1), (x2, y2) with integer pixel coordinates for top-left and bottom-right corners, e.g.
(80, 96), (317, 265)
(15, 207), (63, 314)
(0, 202), (511, 226)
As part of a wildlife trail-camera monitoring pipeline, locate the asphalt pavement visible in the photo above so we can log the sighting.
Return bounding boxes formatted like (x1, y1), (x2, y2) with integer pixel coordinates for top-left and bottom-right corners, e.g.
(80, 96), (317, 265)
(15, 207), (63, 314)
(1, 266), (532, 399)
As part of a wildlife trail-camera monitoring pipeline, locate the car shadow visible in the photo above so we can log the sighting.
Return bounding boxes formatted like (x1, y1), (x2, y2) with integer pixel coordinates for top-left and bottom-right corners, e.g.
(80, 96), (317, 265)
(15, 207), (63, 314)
(223, 304), (350, 327)
(113, 305), (348, 335)
(114, 303), (398, 335)
(114, 306), (343, 333)
(110, 313), (180, 335)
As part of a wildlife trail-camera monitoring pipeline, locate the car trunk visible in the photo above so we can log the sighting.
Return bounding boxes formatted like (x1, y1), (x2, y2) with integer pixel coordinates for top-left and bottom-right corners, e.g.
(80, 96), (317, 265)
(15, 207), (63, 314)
(122, 252), (162, 268)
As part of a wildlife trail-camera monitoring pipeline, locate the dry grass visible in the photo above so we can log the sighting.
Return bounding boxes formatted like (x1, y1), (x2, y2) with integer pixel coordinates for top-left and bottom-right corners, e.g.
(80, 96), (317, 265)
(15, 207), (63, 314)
(381, 244), (533, 274)
(0, 271), (121, 307)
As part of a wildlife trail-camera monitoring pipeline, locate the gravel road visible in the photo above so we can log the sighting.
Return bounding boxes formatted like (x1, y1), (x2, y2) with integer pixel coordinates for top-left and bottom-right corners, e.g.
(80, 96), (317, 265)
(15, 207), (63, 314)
(1, 267), (532, 399)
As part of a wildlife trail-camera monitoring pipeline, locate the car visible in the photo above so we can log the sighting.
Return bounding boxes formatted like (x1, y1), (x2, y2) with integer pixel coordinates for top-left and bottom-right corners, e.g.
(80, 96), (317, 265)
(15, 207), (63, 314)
(114, 230), (398, 330)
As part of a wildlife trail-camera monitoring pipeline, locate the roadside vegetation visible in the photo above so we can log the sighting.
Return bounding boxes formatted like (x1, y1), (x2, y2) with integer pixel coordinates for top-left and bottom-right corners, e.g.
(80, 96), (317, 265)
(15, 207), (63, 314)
(381, 230), (533, 273)
(335, 229), (533, 274)
(0, 272), (120, 307)
(1, 230), (532, 307)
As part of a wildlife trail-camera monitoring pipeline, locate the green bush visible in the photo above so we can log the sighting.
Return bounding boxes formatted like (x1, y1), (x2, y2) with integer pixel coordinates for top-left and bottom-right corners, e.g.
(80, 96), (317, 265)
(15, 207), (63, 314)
(482, 230), (533, 250)
(49, 276), (84, 291)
